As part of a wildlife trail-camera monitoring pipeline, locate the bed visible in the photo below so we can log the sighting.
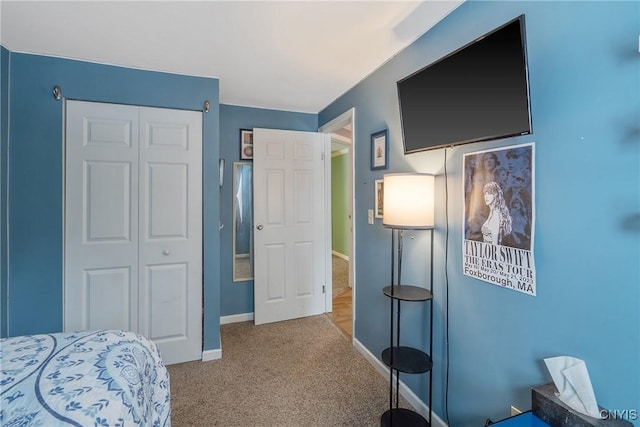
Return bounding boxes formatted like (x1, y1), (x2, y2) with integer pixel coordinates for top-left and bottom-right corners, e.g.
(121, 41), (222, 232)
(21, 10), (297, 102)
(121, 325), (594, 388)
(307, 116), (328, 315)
(0, 329), (171, 426)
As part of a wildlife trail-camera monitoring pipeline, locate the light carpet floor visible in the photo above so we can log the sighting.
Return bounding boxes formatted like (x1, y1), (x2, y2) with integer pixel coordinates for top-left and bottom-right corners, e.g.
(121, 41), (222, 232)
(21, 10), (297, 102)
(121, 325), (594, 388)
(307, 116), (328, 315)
(167, 315), (412, 426)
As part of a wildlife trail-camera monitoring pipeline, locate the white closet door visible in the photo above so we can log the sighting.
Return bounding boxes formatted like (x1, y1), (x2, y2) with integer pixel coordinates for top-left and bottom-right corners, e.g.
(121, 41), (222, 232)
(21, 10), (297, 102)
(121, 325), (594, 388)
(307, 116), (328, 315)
(64, 101), (202, 365)
(138, 107), (202, 365)
(65, 101), (140, 333)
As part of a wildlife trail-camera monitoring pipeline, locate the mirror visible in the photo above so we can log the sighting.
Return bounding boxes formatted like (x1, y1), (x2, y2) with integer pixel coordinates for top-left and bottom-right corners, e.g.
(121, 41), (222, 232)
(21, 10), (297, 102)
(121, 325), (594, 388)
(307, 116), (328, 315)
(233, 162), (253, 281)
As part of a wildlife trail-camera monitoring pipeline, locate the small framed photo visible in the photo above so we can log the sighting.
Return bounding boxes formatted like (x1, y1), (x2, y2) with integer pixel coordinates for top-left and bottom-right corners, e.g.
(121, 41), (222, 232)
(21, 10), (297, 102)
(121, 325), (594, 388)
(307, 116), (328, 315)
(371, 129), (388, 170)
(374, 179), (384, 219)
(240, 129), (253, 160)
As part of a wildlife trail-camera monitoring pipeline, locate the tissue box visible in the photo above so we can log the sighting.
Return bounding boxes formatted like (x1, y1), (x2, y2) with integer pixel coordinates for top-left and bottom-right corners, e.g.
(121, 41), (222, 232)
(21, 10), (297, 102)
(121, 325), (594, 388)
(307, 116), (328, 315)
(532, 383), (632, 427)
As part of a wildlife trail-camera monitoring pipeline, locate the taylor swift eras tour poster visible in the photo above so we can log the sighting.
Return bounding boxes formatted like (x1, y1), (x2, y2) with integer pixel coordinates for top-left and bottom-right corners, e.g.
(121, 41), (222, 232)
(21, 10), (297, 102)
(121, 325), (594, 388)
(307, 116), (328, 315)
(462, 143), (536, 296)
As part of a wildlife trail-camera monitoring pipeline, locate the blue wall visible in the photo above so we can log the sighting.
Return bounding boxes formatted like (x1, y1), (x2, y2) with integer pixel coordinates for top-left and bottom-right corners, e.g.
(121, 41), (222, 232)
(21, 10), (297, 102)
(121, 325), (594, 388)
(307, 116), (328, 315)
(219, 104), (317, 317)
(320, 1), (639, 425)
(1, 46), (8, 338)
(6, 53), (222, 351)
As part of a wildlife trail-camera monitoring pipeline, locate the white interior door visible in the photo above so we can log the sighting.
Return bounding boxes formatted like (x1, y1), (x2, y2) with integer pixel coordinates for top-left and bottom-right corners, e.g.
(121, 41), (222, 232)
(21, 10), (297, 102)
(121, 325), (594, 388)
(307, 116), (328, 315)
(253, 128), (327, 325)
(64, 100), (202, 365)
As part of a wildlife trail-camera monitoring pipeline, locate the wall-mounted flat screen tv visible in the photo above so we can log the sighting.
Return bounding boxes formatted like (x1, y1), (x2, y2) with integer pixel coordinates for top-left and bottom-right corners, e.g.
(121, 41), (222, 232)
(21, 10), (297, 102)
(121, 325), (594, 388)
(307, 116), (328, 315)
(398, 15), (532, 154)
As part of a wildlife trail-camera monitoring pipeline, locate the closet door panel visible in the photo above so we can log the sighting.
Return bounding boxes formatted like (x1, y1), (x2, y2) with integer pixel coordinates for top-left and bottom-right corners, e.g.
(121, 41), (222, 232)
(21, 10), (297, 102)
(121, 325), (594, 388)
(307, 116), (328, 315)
(65, 101), (139, 332)
(146, 162), (188, 239)
(138, 107), (202, 365)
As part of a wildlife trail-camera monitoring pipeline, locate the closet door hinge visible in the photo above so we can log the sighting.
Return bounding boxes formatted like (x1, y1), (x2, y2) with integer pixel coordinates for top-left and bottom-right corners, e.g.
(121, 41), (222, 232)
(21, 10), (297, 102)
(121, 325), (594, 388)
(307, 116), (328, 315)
(321, 152), (325, 161)
(322, 285), (326, 293)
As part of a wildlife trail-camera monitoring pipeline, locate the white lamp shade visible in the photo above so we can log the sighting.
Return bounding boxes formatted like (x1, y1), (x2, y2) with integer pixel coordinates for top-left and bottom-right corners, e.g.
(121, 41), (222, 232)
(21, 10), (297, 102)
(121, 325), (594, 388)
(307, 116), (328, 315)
(382, 173), (435, 229)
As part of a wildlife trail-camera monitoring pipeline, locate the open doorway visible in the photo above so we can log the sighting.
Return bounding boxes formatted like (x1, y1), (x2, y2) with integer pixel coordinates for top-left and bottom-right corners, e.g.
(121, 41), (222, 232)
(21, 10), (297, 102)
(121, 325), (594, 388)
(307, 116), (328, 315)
(320, 109), (355, 340)
(328, 138), (351, 337)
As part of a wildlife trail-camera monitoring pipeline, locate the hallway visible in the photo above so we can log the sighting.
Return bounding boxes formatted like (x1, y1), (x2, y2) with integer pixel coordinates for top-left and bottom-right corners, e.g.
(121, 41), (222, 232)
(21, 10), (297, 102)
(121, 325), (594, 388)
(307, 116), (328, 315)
(327, 255), (352, 338)
(327, 287), (352, 338)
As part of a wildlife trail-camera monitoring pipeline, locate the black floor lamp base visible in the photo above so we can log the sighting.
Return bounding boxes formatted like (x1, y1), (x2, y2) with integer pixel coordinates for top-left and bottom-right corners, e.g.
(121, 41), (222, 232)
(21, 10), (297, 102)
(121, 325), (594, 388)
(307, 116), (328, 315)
(380, 408), (430, 427)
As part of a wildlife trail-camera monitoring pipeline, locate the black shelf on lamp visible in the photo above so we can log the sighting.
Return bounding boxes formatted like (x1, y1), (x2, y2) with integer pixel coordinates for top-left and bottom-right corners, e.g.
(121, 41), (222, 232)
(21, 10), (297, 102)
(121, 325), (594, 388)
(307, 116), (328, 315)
(380, 173), (435, 427)
(382, 346), (432, 374)
(381, 408), (430, 427)
(383, 285), (432, 301)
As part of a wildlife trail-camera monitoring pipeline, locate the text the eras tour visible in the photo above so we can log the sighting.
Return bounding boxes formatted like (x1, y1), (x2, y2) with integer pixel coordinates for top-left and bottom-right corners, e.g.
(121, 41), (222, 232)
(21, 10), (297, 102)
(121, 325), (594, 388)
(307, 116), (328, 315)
(464, 240), (535, 295)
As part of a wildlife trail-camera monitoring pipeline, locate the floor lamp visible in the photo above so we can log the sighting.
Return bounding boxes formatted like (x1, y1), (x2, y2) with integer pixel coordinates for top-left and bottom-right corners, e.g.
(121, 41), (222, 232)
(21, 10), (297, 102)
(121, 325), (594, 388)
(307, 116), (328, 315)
(382, 173), (435, 427)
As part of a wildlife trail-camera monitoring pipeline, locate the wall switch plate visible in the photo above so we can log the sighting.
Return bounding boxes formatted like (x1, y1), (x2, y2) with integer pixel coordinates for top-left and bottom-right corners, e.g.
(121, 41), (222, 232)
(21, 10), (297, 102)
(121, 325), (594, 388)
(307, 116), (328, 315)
(368, 209), (374, 224)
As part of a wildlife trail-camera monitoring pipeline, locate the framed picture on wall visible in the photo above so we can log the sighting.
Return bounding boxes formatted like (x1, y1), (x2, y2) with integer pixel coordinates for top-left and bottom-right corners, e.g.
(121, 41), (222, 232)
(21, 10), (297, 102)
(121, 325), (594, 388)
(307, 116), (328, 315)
(371, 129), (388, 170)
(240, 129), (253, 160)
(374, 179), (384, 219)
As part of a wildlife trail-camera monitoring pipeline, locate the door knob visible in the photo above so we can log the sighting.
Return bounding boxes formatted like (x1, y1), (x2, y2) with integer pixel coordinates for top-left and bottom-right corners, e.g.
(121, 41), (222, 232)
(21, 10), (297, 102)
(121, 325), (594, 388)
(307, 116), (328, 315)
(163, 250), (171, 255)
(256, 224), (264, 230)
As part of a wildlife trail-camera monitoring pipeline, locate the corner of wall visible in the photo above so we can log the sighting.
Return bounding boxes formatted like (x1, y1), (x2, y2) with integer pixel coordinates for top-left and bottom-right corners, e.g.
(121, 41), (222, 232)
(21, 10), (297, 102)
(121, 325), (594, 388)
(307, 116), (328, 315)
(1, 45), (10, 337)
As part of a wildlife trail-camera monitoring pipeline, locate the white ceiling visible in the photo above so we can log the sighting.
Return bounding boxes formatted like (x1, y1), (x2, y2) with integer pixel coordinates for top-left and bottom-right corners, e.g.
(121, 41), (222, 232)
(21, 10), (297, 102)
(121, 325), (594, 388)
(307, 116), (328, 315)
(0, 1), (462, 113)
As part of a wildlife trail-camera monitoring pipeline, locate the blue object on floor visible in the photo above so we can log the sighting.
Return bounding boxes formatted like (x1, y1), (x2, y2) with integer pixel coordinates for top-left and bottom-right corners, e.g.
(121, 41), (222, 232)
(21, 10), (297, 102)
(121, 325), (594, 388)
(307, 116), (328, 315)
(491, 411), (551, 426)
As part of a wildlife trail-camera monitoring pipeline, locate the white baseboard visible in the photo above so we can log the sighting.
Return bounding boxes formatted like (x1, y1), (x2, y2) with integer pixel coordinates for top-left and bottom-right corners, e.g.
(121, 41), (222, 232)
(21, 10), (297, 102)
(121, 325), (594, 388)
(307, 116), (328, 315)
(331, 250), (349, 261)
(201, 348), (221, 362)
(202, 335), (223, 362)
(353, 338), (447, 427)
(220, 312), (254, 325)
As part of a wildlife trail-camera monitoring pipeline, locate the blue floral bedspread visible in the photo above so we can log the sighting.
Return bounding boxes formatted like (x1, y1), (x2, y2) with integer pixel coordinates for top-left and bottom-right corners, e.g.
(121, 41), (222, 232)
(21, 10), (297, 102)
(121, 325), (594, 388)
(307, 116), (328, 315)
(0, 330), (171, 427)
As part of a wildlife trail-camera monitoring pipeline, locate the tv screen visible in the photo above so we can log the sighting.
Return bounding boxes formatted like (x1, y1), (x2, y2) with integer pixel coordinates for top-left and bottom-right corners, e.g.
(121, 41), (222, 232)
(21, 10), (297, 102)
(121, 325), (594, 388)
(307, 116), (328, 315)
(398, 15), (532, 154)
